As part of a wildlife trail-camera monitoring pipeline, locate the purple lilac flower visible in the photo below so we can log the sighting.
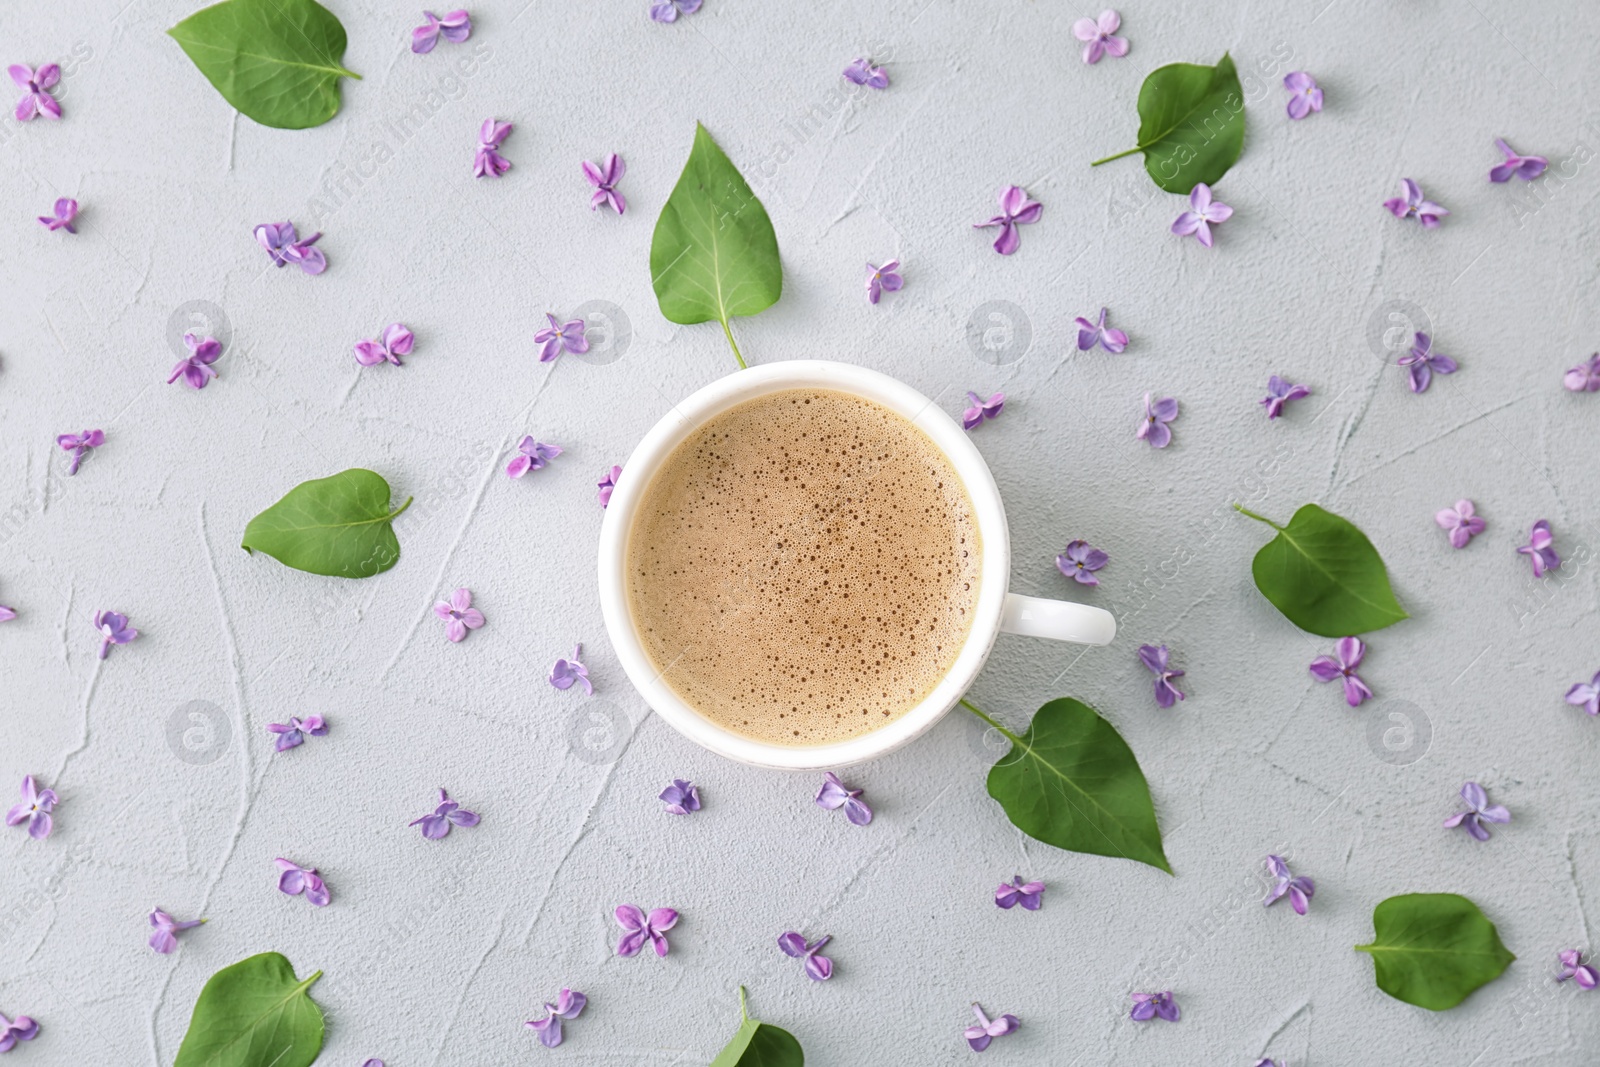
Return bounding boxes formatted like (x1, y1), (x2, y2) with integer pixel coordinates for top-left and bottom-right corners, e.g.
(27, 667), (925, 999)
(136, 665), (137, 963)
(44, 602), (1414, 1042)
(1072, 10), (1128, 64)
(409, 787), (481, 840)
(56, 429), (103, 475)
(474, 119), (513, 178)
(274, 858), (330, 906)
(1489, 139), (1547, 183)
(1130, 991), (1179, 1022)
(815, 771), (872, 826)
(148, 909), (204, 954)
(994, 876), (1044, 911)
(433, 588), (485, 643)
(1283, 71), (1322, 119)
(1260, 375), (1310, 419)
(38, 197), (77, 233)
(961, 391), (1004, 430)
(549, 644), (592, 695)
(1263, 855), (1315, 915)
(615, 904), (678, 957)
(1398, 332), (1457, 393)
(0, 603), (14, 623)
(866, 260), (902, 304)
(6, 776), (56, 840)
(1443, 781), (1510, 841)
(94, 611), (137, 659)
(1056, 540), (1107, 586)
(1137, 644), (1185, 708)
(1172, 183), (1232, 247)
(0, 1013), (38, 1053)
(1428, 499), (1486, 548)
(659, 779), (700, 815)
(1136, 393), (1178, 448)
(973, 185), (1042, 255)
(964, 1004), (1020, 1052)
(1075, 306), (1128, 353)
(169, 333), (222, 388)
(9, 63), (61, 121)
(843, 58), (888, 88)
(1518, 520), (1561, 577)
(507, 437), (562, 479)
(1384, 179), (1448, 228)
(525, 989), (586, 1048)
(534, 312), (588, 362)
(1565, 354), (1600, 393)
(778, 932), (834, 981)
(1308, 637), (1372, 707)
(597, 465), (622, 508)
(649, 0), (701, 21)
(411, 9), (471, 53)
(255, 221), (326, 274)
(582, 153), (627, 215)
(1557, 950), (1599, 989)
(266, 715), (328, 752)
(1565, 671), (1600, 716)
(354, 323), (414, 367)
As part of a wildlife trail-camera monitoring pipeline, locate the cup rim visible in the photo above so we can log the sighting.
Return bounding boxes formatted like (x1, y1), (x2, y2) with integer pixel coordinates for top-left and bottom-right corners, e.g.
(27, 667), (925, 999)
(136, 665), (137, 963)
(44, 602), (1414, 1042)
(597, 360), (1010, 770)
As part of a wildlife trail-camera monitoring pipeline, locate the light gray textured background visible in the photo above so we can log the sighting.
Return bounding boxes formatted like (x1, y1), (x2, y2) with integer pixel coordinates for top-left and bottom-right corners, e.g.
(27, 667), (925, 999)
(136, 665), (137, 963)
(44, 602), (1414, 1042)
(3, 0), (1599, 1063)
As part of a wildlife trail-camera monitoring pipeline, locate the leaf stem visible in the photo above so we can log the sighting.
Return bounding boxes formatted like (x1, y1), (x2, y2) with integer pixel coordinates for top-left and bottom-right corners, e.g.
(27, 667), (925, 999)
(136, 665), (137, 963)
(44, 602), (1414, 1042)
(959, 699), (1021, 743)
(737, 984), (749, 1022)
(296, 970), (323, 994)
(1090, 146), (1142, 167)
(389, 496), (414, 521)
(1231, 503), (1283, 530)
(720, 316), (748, 370)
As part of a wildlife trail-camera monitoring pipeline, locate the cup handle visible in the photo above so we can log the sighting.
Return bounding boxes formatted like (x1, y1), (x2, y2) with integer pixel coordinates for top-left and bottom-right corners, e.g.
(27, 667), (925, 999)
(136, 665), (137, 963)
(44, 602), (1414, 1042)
(999, 592), (1116, 645)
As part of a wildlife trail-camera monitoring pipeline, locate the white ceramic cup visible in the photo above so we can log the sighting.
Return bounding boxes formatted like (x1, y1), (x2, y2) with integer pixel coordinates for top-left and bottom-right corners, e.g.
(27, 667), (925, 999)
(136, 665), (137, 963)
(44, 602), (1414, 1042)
(597, 360), (1116, 770)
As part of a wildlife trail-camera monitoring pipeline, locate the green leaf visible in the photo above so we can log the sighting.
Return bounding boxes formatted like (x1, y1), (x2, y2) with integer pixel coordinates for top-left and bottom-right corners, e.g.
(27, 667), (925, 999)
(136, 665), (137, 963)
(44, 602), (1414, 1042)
(1236, 503), (1408, 637)
(1355, 893), (1515, 1010)
(174, 952), (325, 1067)
(650, 122), (782, 369)
(168, 0), (360, 130)
(242, 468), (410, 578)
(1090, 53), (1245, 194)
(709, 987), (804, 1067)
(977, 698), (1170, 874)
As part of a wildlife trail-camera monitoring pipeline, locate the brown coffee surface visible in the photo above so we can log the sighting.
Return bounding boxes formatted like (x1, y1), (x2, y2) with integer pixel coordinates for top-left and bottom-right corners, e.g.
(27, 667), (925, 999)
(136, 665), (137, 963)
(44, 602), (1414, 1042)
(626, 388), (981, 746)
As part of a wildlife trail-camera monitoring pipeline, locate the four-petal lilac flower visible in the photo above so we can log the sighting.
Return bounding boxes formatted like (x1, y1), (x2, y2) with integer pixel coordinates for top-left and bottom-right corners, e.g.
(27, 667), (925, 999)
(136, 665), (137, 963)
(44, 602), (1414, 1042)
(474, 119), (513, 178)
(1260, 375), (1310, 419)
(1518, 519), (1561, 577)
(6, 776), (57, 840)
(0, 1012), (38, 1053)
(148, 909), (204, 954)
(433, 588), (485, 643)
(974, 186), (1042, 255)
(274, 858), (330, 906)
(255, 221), (327, 274)
(615, 904), (678, 957)
(1138, 644), (1185, 708)
(816, 771), (872, 826)
(57, 429), (103, 475)
(94, 610), (137, 659)
(1384, 179), (1448, 228)
(582, 153), (627, 214)
(778, 932), (834, 981)
(1130, 991), (1179, 1022)
(1072, 10), (1128, 65)
(525, 989), (586, 1048)
(1434, 499), (1485, 548)
(659, 779), (700, 815)
(1557, 950), (1599, 989)
(597, 465), (622, 508)
(354, 323), (415, 367)
(534, 312), (588, 362)
(1056, 540), (1108, 586)
(994, 876), (1044, 911)
(549, 644), (592, 694)
(169, 333), (222, 389)
(1397, 332), (1457, 393)
(411, 9), (471, 54)
(1075, 306), (1128, 353)
(649, 0), (701, 22)
(1283, 71), (1322, 119)
(843, 58), (889, 88)
(964, 1004), (1020, 1051)
(1263, 855), (1315, 915)
(1308, 637), (1373, 707)
(1172, 183), (1233, 247)
(9, 64), (61, 121)
(38, 198), (77, 233)
(267, 715), (328, 752)
(410, 787), (481, 839)
(1565, 670), (1600, 716)
(1136, 393), (1178, 448)
(507, 437), (562, 479)
(1564, 353), (1600, 393)
(1443, 781), (1510, 841)
(866, 260), (903, 304)
(962, 390), (1004, 430)
(1489, 138), (1547, 183)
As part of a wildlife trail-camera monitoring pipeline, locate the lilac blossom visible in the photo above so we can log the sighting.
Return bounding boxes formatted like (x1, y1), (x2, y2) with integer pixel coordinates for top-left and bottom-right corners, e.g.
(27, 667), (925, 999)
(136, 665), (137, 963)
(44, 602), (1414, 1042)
(274, 858), (330, 906)
(1489, 138), (1547, 183)
(169, 333), (222, 388)
(94, 611), (137, 659)
(56, 429), (103, 475)
(1137, 644), (1185, 708)
(411, 9), (471, 53)
(254, 221), (326, 274)
(1384, 179), (1448, 228)
(38, 197), (77, 233)
(597, 465), (622, 508)
(474, 119), (513, 178)
(615, 904), (678, 957)
(1130, 991), (1179, 1022)
(843, 58), (889, 88)
(1056, 540), (1107, 586)
(1263, 855), (1315, 915)
(1075, 306), (1128, 353)
(1566, 671), (1600, 716)
(549, 644), (592, 695)
(582, 153), (626, 214)
(964, 1004), (1020, 1051)
(0, 1013), (38, 1053)
(1308, 637), (1373, 707)
(1283, 71), (1322, 119)
(659, 779), (700, 815)
(507, 437), (562, 479)
(1557, 950), (1599, 989)
(1072, 10), (1128, 65)
(148, 909), (204, 954)
(1260, 375), (1310, 419)
(525, 988), (586, 1048)
(9, 63), (60, 121)
(866, 260), (902, 304)
(1136, 393), (1178, 448)
(1434, 499), (1485, 548)
(410, 787), (481, 839)
(1171, 183), (1232, 247)
(1518, 520), (1561, 577)
(433, 588), (485, 643)
(6, 776), (56, 840)
(962, 390), (1004, 430)
(778, 932), (834, 981)
(816, 771), (872, 826)
(534, 312), (588, 362)
(649, 0), (701, 21)
(267, 715), (328, 752)
(1565, 354), (1600, 393)
(994, 876), (1044, 911)
(1398, 332), (1457, 393)
(354, 323), (414, 367)
(0, 603), (13, 623)
(973, 185), (1042, 255)
(1443, 782), (1510, 841)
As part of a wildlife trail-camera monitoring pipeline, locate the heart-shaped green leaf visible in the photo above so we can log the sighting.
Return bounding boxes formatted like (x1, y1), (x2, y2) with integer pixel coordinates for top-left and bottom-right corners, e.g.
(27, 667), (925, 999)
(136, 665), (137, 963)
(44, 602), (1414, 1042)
(1356, 893), (1515, 1010)
(1091, 53), (1245, 194)
(168, 0), (360, 130)
(650, 122), (782, 369)
(174, 952), (325, 1067)
(242, 468), (410, 578)
(977, 698), (1170, 874)
(710, 987), (804, 1067)
(1236, 503), (1408, 637)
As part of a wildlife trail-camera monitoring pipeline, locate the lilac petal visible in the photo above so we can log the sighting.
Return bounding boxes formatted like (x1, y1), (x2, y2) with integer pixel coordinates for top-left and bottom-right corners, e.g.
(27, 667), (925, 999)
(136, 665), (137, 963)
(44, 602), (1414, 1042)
(1480, 805), (1511, 824)
(1335, 636), (1365, 669)
(1155, 998), (1180, 1021)
(1130, 999), (1156, 1021)
(304, 875), (330, 906)
(527, 1016), (562, 1048)
(843, 796), (873, 826)
(416, 812), (451, 838)
(1149, 396), (1178, 422)
(966, 1030), (993, 1052)
(1465, 817), (1491, 842)
(1071, 17), (1099, 41)
(615, 903), (646, 931)
(459, 608), (485, 630)
(1081, 39), (1105, 64)
(778, 931), (808, 957)
(1442, 812), (1466, 829)
(648, 907), (679, 931)
(805, 953), (833, 981)
(815, 773), (848, 809)
(1461, 782), (1489, 810)
(278, 867), (307, 895)
(27, 811), (52, 839)
(992, 221), (1021, 255)
(1137, 644), (1168, 674)
(1342, 674), (1373, 707)
(554, 989), (586, 1018)
(7, 65), (31, 89)
(412, 20), (441, 52)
